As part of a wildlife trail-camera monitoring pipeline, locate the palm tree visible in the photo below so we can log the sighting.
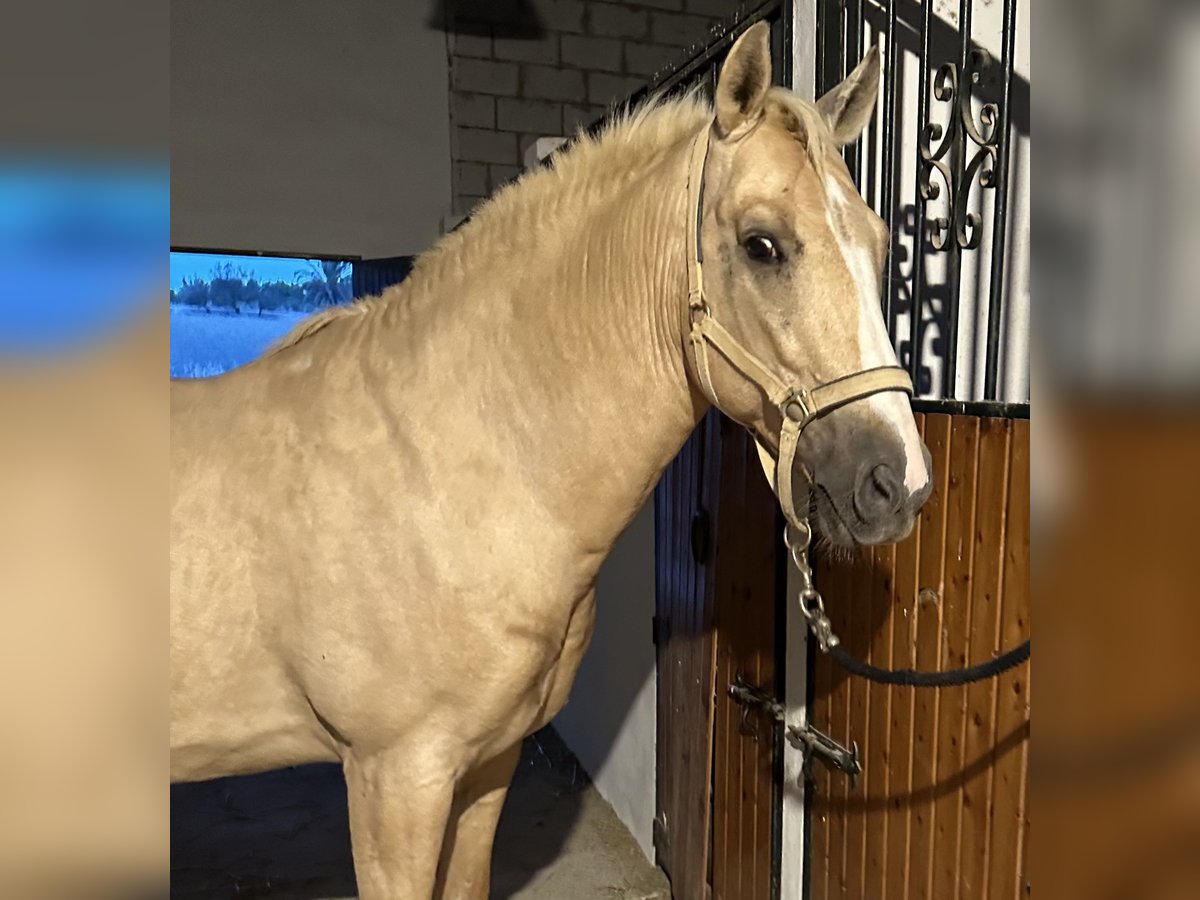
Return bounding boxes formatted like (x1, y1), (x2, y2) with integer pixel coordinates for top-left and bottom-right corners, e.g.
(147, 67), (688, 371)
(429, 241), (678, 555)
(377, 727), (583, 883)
(296, 260), (351, 308)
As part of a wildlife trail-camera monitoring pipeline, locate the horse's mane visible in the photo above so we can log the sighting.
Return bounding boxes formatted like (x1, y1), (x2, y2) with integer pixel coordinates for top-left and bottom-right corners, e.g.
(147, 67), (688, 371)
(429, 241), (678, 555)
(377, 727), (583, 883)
(266, 86), (832, 357)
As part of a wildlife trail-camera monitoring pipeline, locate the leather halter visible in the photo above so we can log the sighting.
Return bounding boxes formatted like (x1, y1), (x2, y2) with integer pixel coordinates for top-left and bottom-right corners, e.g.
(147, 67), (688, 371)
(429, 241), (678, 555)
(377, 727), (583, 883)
(684, 127), (914, 529)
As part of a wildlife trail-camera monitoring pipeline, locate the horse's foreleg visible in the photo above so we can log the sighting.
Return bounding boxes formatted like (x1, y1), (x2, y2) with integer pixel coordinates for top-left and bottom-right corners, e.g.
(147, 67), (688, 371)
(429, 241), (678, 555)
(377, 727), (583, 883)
(344, 747), (455, 900)
(434, 743), (521, 900)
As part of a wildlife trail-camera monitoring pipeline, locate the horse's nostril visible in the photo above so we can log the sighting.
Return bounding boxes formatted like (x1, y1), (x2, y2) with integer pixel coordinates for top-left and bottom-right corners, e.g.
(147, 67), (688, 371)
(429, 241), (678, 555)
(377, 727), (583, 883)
(856, 463), (904, 521)
(871, 467), (895, 502)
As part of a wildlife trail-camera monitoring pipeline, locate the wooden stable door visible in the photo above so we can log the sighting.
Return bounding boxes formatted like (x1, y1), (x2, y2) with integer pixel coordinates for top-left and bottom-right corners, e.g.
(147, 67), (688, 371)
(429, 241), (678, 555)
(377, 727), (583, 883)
(808, 413), (1031, 900)
(655, 412), (784, 900)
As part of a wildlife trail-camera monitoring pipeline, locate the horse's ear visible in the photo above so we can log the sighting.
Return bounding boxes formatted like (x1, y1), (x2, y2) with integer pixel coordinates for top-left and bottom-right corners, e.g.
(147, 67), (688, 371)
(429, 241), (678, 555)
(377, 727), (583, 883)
(714, 22), (772, 138)
(816, 47), (881, 146)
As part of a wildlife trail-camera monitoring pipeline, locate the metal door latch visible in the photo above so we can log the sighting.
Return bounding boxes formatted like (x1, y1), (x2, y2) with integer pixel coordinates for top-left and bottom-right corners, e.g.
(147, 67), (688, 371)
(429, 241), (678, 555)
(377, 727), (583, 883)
(728, 675), (861, 788)
(786, 722), (861, 789)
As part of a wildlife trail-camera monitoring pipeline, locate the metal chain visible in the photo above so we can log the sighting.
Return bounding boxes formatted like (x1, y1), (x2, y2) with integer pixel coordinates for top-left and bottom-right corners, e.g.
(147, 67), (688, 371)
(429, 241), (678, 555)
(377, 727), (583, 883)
(783, 519), (840, 652)
(784, 518), (1031, 688)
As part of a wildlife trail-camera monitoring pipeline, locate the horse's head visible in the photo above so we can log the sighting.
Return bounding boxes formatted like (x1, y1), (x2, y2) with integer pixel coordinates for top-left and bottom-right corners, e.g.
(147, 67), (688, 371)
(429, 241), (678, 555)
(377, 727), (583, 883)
(685, 23), (931, 546)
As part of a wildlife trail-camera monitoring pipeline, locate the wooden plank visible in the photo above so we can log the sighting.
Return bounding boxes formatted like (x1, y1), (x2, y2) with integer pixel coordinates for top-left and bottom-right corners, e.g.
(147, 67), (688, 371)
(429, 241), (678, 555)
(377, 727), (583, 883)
(884, 412), (925, 900)
(906, 413), (952, 900)
(843, 541), (876, 900)
(663, 422), (688, 888)
(711, 420), (733, 900)
(810, 412), (1029, 900)
(956, 419), (1012, 900)
(696, 414), (719, 900)
(826, 553), (851, 898)
(710, 423), (778, 900)
(752, 516), (772, 900)
(811, 547), (849, 897)
(929, 416), (982, 899)
(653, 439), (675, 871)
(713, 477), (732, 899)
(984, 419), (1030, 900)
(654, 413), (718, 900)
(863, 541), (896, 898)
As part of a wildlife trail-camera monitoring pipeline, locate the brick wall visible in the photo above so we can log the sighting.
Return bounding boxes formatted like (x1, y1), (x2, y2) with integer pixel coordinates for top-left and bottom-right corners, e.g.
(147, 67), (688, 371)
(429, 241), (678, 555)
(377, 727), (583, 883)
(444, 0), (742, 216)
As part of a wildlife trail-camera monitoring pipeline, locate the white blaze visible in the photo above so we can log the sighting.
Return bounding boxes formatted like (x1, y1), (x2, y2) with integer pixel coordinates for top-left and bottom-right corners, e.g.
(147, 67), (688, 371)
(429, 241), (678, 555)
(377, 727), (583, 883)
(824, 176), (929, 495)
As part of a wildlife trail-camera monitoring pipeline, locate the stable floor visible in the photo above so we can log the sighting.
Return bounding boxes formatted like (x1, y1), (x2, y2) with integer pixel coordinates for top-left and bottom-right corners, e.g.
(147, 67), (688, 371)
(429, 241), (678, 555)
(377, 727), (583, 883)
(171, 727), (670, 900)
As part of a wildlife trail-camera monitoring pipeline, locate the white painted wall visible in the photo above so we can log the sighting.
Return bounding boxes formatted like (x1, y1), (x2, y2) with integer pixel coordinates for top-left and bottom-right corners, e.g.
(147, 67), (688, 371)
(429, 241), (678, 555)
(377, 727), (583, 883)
(553, 500), (658, 860)
(782, 7), (818, 894)
(171, 0), (451, 259)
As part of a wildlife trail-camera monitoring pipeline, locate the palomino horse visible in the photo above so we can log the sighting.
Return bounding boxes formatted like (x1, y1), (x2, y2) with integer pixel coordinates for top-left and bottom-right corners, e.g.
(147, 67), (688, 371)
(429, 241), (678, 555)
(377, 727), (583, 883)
(171, 23), (931, 899)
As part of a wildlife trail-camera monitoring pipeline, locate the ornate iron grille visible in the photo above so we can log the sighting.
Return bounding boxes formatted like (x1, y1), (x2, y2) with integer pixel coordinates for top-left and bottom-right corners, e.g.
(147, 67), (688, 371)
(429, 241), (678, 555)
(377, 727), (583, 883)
(820, 0), (1028, 409)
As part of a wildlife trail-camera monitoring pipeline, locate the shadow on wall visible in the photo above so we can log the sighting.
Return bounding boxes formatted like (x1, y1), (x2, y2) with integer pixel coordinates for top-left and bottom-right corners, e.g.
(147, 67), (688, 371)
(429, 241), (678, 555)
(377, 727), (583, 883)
(427, 0), (546, 39)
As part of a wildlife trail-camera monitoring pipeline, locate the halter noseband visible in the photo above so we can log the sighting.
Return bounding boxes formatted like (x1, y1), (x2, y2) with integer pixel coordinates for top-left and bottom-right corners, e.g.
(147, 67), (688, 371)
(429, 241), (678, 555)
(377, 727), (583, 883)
(684, 127), (914, 530)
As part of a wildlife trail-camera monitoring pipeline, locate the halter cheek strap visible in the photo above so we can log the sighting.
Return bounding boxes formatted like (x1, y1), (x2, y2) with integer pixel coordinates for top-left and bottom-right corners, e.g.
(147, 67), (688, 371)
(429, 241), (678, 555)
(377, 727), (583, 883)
(684, 127), (914, 530)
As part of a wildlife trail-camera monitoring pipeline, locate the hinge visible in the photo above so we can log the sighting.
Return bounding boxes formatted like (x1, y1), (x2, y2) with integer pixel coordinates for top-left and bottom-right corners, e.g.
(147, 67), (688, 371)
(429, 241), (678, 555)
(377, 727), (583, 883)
(652, 812), (669, 864)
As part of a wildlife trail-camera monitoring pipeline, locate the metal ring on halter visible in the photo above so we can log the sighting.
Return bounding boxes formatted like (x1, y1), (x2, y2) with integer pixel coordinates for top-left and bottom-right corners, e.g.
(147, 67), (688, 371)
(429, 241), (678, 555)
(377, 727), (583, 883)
(782, 392), (812, 425)
(783, 520), (811, 552)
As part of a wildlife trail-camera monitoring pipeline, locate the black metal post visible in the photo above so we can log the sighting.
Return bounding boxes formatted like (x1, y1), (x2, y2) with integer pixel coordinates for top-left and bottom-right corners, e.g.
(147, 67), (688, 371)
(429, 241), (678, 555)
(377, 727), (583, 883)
(908, 0), (933, 390)
(880, 0), (897, 329)
(982, 0), (1016, 400)
(942, 0), (974, 399)
(849, 0), (865, 184)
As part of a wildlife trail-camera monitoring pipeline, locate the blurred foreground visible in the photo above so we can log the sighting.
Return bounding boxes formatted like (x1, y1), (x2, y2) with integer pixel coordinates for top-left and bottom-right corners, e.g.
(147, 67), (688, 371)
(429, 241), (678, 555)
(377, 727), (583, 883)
(0, 310), (167, 896)
(0, 1), (166, 894)
(1037, 2), (1200, 897)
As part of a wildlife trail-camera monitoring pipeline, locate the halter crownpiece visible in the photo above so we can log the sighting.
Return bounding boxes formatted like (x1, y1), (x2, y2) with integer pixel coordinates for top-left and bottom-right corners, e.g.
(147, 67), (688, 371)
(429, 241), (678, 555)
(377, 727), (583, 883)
(684, 126), (914, 530)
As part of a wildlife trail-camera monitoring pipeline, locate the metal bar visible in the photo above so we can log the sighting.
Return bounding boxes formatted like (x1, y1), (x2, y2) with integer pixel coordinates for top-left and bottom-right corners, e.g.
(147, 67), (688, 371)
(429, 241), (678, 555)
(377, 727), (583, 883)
(943, 0), (974, 399)
(908, 0), (933, 390)
(777, 0), (794, 86)
(170, 245), (361, 262)
(880, 0), (897, 329)
(816, 0), (826, 93)
(577, 0), (785, 136)
(849, 0), (865, 185)
(839, 0), (847, 89)
(818, 0), (841, 95)
(910, 398), (1029, 420)
(982, 0), (1017, 400)
(839, 0), (855, 174)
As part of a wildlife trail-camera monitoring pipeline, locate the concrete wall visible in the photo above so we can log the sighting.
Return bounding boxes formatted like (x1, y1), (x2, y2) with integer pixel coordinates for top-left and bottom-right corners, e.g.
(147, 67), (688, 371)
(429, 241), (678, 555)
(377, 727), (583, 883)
(171, 0), (451, 259)
(553, 500), (658, 859)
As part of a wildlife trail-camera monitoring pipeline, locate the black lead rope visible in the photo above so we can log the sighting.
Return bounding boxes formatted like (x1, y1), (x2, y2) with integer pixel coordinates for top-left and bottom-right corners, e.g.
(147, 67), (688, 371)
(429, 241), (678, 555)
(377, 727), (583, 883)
(826, 639), (1030, 687)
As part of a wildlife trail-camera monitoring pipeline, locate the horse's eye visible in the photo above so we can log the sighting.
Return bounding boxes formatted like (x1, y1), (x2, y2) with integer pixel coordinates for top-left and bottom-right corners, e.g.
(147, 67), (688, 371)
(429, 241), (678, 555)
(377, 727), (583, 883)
(744, 234), (782, 263)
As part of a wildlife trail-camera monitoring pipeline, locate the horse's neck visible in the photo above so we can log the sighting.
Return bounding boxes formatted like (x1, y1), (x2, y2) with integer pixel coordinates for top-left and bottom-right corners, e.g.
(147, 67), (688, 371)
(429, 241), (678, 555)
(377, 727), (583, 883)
(450, 137), (706, 557)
